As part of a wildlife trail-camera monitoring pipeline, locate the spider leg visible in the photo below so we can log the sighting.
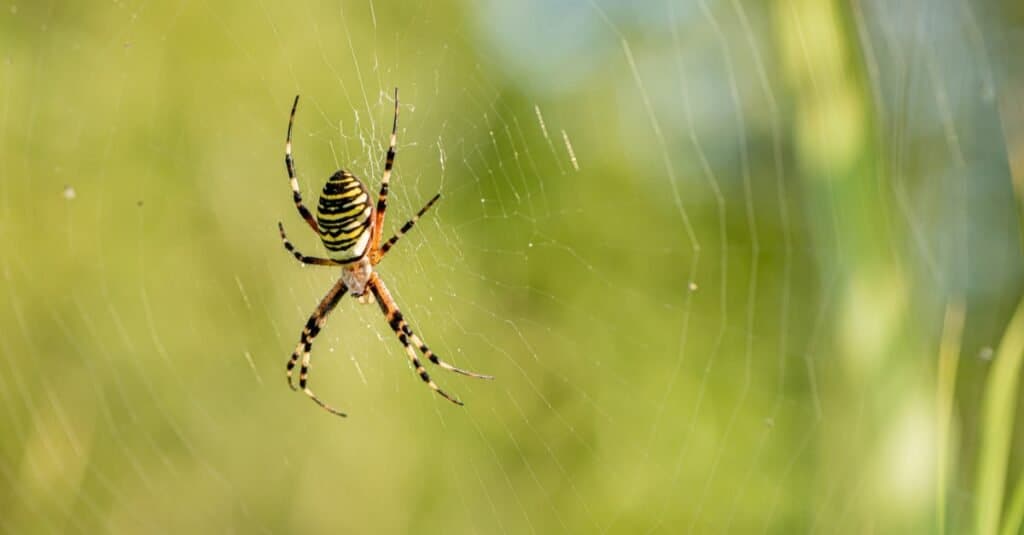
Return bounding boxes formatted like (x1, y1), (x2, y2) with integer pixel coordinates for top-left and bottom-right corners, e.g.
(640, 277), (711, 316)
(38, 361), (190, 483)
(375, 193), (441, 261)
(286, 279), (349, 417)
(369, 274), (491, 406)
(285, 95), (320, 233)
(278, 222), (339, 266)
(367, 274), (461, 405)
(370, 88), (400, 253)
(405, 329), (493, 379)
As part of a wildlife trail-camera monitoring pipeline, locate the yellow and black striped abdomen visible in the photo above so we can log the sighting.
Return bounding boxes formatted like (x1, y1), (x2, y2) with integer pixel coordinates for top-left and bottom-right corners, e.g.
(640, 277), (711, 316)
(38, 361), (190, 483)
(317, 170), (373, 260)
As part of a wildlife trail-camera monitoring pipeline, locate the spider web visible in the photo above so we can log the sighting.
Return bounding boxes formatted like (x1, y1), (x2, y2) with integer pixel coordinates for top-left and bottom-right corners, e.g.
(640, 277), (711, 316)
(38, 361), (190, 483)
(1, 0), (1022, 533)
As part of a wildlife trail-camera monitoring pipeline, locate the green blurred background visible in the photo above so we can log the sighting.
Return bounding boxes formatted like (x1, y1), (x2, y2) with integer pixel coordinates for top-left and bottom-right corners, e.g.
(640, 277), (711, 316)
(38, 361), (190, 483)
(2, 0), (1023, 533)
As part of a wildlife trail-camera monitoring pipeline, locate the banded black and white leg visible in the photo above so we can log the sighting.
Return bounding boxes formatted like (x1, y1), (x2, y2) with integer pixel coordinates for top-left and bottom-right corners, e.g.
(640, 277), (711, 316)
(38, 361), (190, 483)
(287, 280), (349, 417)
(367, 273), (492, 405)
(379, 193), (441, 257)
(370, 88), (400, 252)
(285, 95), (320, 234)
(277, 222), (339, 266)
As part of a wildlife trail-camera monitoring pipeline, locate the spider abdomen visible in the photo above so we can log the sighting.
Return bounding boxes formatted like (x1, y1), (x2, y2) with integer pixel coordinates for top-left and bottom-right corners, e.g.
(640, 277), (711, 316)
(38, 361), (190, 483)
(317, 170), (373, 260)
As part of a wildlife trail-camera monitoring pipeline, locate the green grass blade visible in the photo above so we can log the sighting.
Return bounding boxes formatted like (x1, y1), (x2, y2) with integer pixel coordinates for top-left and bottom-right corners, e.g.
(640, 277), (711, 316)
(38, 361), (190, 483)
(1004, 474), (1024, 535)
(976, 296), (1024, 535)
(937, 303), (964, 535)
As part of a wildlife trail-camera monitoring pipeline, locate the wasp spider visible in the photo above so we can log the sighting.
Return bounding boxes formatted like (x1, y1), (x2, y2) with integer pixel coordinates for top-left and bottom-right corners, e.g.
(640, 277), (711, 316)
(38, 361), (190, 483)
(278, 89), (492, 417)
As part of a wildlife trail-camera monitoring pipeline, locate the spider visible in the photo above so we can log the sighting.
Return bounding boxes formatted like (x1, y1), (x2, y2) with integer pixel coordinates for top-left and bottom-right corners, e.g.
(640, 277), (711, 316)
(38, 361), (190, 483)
(278, 89), (492, 417)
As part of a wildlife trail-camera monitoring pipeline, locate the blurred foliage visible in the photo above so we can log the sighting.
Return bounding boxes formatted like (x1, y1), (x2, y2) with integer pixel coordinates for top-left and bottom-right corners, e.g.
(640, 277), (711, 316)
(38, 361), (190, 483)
(1, 0), (1023, 533)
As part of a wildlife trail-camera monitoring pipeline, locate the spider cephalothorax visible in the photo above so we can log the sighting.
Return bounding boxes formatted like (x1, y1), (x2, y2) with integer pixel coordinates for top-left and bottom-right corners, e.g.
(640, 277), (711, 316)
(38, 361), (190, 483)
(277, 89), (491, 417)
